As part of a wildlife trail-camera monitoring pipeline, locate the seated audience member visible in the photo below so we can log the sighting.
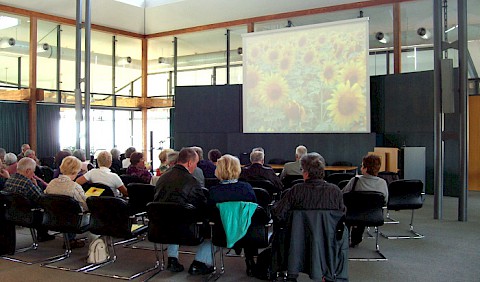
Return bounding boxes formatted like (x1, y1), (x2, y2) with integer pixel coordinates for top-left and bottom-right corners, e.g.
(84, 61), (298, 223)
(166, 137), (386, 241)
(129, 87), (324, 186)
(244, 147), (270, 168)
(122, 147), (136, 168)
(0, 147), (6, 164)
(5, 153), (18, 175)
(240, 150), (283, 194)
(53, 150), (72, 178)
(272, 153), (345, 281)
(341, 154), (388, 247)
(73, 149), (92, 175)
(17, 143), (31, 160)
(0, 168), (10, 190)
(126, 152), (152, 184)
(153, 147), (209, 274)
(4, 157), (55, 242)
(279, 145), (308, 180)
(193, 146), (216, 179)
(110, 148), (122, 174)
(166, 151), (179, 167)
(24, 149), (48, 189)
(45, 156), (87, 249)
(76, 150), (128, 197)
(191, 147), (205, 187)
(208, 154), (258, 276)
(207, 149), (222, 165)
(157, 148), (174, 176)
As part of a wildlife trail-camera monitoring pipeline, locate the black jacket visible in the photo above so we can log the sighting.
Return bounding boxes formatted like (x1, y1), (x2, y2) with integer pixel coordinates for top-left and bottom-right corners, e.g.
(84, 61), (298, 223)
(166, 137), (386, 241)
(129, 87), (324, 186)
(153, 164), (207, 210)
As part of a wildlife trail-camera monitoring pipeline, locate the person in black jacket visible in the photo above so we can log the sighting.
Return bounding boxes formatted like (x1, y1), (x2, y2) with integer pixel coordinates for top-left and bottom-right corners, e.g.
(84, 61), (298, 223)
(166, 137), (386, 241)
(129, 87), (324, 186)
(153, 147), (208, 274)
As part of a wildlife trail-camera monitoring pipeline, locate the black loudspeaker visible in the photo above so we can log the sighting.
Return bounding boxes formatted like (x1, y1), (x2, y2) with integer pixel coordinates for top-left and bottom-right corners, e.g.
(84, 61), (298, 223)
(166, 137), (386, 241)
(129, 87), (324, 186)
(441, 59), (455, 113)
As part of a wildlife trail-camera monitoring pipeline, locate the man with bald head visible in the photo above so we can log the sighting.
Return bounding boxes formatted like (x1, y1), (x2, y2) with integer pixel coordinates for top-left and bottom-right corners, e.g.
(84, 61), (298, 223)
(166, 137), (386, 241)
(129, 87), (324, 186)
(4, 157), (55, 242)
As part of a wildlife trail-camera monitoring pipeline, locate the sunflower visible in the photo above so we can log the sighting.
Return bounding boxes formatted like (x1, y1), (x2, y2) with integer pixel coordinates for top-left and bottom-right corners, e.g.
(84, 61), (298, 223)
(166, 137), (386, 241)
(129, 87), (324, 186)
(325, 81), (366, 128)
(257, 74), (289, 107)
(244, 66), (261, 90)
(319, 61), (339, 85)
(340, 61), (366, 88)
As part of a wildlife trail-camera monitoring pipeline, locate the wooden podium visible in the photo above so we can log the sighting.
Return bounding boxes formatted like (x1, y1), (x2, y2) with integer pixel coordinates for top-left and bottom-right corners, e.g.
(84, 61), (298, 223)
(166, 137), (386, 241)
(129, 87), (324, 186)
(368, 147), (399, 173)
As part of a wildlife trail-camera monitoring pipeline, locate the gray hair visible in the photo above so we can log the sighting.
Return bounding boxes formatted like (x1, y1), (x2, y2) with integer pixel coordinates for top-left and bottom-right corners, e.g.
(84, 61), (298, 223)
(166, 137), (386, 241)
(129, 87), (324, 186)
(17, 157), (36, 172)
(191, 146), (204, 160)
(24, 149), (35, 158)
(300, 153), (325, 180)
(73, 149), (86, 162)
(295, 145), (308, 158)
(250, 150), (265, 163)
(111, 148), (121, 159)
(167, 151), (179, 164)
(4, 153), (17, 165)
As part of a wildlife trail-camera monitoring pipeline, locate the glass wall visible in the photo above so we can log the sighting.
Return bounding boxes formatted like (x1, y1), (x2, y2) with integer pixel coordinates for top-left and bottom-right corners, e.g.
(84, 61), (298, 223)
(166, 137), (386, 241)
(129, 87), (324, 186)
(0, 12), (29, 88)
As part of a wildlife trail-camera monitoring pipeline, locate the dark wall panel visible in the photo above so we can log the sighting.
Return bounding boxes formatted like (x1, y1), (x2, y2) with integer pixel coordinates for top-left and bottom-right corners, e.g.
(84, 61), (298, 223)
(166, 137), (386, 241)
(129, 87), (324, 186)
(175, 85), (241, 133)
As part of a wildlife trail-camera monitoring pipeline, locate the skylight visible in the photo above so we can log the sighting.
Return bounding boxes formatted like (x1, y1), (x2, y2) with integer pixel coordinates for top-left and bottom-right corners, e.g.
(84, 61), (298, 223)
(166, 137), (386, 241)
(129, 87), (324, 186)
(0, 16), (19, 30)
(114, 0), (184, 8)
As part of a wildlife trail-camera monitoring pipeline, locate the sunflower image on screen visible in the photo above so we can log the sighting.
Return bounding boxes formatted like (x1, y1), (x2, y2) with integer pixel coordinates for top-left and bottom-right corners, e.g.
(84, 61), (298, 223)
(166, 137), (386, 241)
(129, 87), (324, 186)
(242, 18), (370, 133)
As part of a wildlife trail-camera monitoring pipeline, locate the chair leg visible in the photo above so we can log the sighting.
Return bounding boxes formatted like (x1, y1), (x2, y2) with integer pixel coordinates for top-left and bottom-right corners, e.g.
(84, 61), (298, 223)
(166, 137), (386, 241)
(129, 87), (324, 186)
(1, 228), (46, 265)
(380, 210), (424, 239)
(40, 233), (79, 270)
(206, 246), (224, 282)
(349, 226), (387, 262)
(384, 210), (400, 224)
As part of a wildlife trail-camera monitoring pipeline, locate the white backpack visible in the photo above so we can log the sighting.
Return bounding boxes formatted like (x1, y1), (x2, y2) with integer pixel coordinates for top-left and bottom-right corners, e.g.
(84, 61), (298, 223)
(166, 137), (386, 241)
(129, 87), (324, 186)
(87, 237), (110, 264)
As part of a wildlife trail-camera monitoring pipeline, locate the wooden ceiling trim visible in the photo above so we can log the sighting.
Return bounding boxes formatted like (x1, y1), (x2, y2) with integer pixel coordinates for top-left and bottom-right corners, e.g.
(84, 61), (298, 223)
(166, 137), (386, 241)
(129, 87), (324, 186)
(147, 0), (417, 38)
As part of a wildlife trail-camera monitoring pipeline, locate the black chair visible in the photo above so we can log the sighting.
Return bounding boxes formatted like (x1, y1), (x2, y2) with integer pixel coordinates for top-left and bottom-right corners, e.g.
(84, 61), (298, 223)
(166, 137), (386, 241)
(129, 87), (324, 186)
(126, 183), (155, 216)
(204, 177), (220, 189)
(84, 196), (156, 280)
(120, 174), (143, 186)
(253, 187), (273, 216)
(381, 179), (425, 239)
(281, 175), (303, 189)
(286, 209), (349, 281)
(39, 194), (90, 270)
(40, 166), (54, 183)
(40, 156), (55, 169)
(0, 191), (45, 264)
(337, 179), (350, 189)
(210, 204), (272, 278)
(246, 179), (279, 199)
(325, 173), (355, 186)
(145, 202), (207, 280)
(343, 191), (387, 261)
(377, 171), (400, 186)
(82, 182), (115, 197)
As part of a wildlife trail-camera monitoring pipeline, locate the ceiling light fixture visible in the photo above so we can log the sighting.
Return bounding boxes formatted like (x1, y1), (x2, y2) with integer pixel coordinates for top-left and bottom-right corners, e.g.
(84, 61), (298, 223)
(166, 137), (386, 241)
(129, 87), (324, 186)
(445, 25), (458, 33)
(0, 16), (19, 30)
(158, 57), (169, 65)
(117, 56), (132, 65)
(417, 27), (431, 40)
(375, 32), (389, 44)
(37, 43), (50, 53)
(114, 0), (184, 8)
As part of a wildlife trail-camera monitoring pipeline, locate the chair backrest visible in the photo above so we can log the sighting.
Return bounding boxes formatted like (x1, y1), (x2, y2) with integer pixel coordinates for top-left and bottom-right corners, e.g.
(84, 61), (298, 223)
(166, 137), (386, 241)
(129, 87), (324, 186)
(0, 190), (44, 228)
(287, 209), (348, 281)
(387, 179), (424, 210)
(120, 174), (143, 186)
(325, 173), (355, 186)
(343, 191), (385, 227)
(146, 202), (204, 246)
(204, 177), (220, 189)
(40, 166), (54, 183)
(337, 179), (350, 189)
(282, 175), (304, 189)
(378, 171), (400, 185)
(87, 196), (133, 238)
(246, 179), (277, 197)
(127, 183), (155, 215)
(211, 205), (270, 248)
(40, 194), (89, 233)
(83, 182), (115, 197)
(253, 188), (272, 209)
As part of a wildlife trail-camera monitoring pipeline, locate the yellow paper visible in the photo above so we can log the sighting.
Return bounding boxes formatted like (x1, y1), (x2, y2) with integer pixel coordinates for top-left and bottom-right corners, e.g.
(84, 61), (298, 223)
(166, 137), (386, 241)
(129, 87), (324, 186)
(85, 187), (105, 197)
(131, 224), (143, 232)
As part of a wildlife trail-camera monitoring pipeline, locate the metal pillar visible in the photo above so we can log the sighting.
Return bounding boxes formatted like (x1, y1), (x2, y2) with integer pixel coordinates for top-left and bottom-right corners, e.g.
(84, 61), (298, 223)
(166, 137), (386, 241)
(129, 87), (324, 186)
(75, 0), (83, 150)
(56, 25), (61, 104)
(226, 29), (230, 85)
(112, 35), (117, 147)
(458, 0), (468, 221)
(84, 0), (91, 160)
(433, 0), (444, 219)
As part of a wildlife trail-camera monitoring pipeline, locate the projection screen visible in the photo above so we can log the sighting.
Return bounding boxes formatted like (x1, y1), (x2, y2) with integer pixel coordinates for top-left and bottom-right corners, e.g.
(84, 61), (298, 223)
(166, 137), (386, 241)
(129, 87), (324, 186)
(242, 18), (370, 133)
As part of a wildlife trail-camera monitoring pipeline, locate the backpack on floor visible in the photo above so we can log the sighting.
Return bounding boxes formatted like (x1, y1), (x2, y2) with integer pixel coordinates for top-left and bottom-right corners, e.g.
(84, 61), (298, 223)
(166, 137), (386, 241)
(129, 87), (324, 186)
(254, 247), (274, 280)
(87, 237), (110, 264)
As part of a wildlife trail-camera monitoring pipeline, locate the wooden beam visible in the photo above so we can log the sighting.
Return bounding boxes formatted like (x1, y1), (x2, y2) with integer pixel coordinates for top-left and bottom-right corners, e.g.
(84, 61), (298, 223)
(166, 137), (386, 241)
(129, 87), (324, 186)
(393, 2), (401, 74)
(147, 0), (416, 38)
(144, 97), (174, 108)
(0, 4), (144, 39)
(0, 89), (31, 100)
(29, 16), (37, 151)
